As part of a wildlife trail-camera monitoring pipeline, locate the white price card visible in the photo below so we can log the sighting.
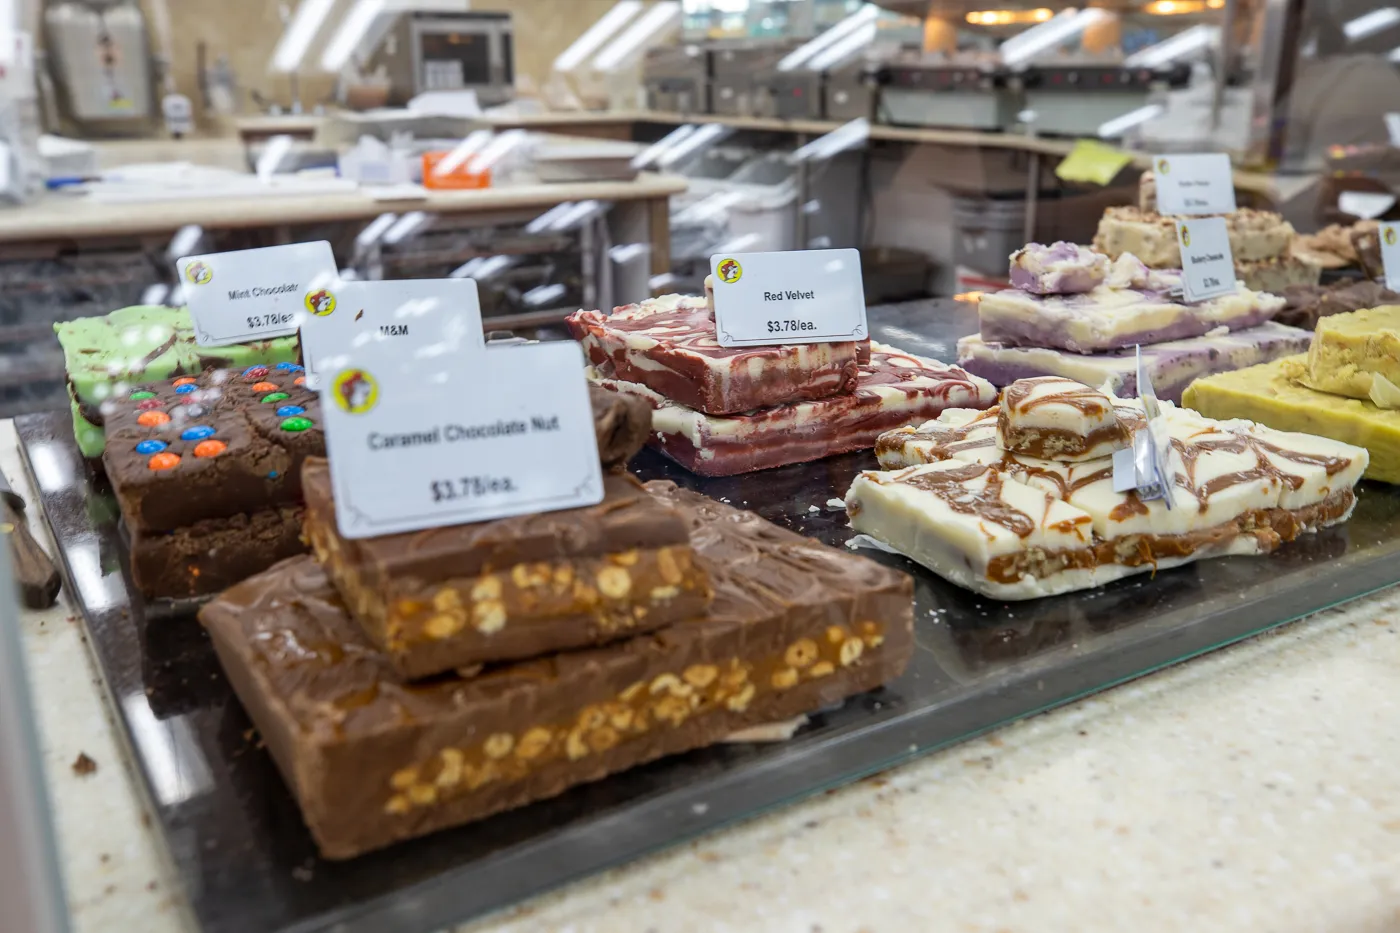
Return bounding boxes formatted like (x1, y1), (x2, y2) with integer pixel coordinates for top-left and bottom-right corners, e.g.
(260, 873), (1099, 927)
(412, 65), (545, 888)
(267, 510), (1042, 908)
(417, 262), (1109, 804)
(1175, 217), (1236, 304)
(321, 334), (603, 539)
(1153, 154), (1237, 216)
(1381, 222), (1400, 292)
(177, 242), (338, 347)
(298, 277), (485, 388)
(709, 248), (867, 348)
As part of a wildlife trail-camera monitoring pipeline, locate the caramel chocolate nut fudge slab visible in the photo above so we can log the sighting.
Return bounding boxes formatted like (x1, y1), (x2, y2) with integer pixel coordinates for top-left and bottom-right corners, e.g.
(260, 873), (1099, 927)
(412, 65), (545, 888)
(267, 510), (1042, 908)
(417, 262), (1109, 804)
(957, 321), (1313, 404)
(590, 386), (652, 471)
(301, 460), (710, 679)
(977, 279), (1286, 353)
(567, 294), (861, 416)
(102, 364), (321, 533)
(587, 342), (996, 477)
(129, 507), (305, 600)
(855, 381), (1367, 600)
(200, 487), (913, 858)
(56, 305), (300, 459)
(1092, 205), (1296, 268)
(1275, 279), (1400, 331)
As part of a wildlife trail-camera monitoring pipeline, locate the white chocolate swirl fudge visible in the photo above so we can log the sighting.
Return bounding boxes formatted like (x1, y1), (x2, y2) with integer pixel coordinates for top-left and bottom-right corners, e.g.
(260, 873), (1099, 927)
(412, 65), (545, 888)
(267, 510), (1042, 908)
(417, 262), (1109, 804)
(851, 378), (1368, 600)
(996, 377), (1128, 462)
(1008, 242), (1109, 295)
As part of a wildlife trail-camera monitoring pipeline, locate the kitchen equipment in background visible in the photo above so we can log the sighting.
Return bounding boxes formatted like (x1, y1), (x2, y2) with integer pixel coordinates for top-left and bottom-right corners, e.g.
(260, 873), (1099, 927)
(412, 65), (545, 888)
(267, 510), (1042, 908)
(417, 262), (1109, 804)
(642, 44), (709, 114)
(0, 467), (60, 609)
(1017, 63), (1190, 137)
(825, 60), (877, 121)
(708, 39), (801, 117)
(876, 61), (1018, 131)
(533, 140), (643, 183)
(369, 11), (515, 107)
(42, 0), (157, 137)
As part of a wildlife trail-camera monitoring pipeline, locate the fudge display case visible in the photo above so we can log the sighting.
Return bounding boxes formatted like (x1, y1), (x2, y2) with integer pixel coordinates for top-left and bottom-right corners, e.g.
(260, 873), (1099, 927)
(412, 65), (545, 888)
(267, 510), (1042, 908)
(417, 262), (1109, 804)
(18, 300), (1400, 933)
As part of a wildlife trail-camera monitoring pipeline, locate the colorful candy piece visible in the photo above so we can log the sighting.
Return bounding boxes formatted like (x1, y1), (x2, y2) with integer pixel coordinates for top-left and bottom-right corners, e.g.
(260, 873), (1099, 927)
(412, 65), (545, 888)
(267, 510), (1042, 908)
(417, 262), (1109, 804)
(135, 439), (167, 455)
(280, 416), (314, 432)
(194, 440), (227, 458)
(181, 425), (216, 442)
(262, 392), (290, 403)
(294, 376), (306, 386)
(136, 399), (164, 411)
(138, 411), (171, 427)
(243, 366), (270, 380)
(252, 381), (279, 393)
(175, 384), (197, 394)
(173, 376), (198, 387)
(148, 452), (180, 471)
(275, 363), (304, 372)
(276, 405), (305, 417)
(130, 390), (156, 401)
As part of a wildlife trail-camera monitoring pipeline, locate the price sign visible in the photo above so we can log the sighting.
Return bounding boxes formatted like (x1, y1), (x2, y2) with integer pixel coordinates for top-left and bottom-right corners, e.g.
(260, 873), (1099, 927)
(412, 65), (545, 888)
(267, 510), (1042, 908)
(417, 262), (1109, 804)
(1153, 154), (1237, 216)
(709, 248), (867, 348)
(298, 277), (485, 388)
(1381, 222), (1400, 292)
(177, 242), (338, 346)
(320, 324), (602, 539)
(1175, 217), (1236, 304)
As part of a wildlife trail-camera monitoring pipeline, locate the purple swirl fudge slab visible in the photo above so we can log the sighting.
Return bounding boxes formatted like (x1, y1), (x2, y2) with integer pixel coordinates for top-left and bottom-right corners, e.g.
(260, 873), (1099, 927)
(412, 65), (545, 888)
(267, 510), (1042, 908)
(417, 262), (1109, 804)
(977, 281), (1286, 354)
(957, 321), (1312, 403)
(1008, 242), (1109, 295)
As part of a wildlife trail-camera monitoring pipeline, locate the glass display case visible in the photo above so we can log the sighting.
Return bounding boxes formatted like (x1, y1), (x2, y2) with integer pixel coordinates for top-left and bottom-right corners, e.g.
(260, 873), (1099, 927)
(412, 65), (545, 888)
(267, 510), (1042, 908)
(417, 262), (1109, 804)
(5, 0), (1400, 931)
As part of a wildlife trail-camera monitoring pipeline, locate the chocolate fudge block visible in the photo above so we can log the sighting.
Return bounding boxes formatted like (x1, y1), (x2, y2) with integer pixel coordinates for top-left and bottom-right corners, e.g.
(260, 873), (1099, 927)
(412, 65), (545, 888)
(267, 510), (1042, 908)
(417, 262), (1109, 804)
(590, 386), (652, 471)
(103, 364), (321, 533)
(587, 342), (997, 477)
(200, 484), (914, 859)
(567, 295), (861, 416)
(129, 507), (306, 600)
(302, 459), (711, 679)
(55, 305), (300, 458)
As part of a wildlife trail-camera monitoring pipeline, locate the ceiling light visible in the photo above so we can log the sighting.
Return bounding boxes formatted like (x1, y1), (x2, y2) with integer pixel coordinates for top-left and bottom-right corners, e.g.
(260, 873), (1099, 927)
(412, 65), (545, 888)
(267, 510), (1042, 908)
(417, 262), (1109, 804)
(554, 1), (642, 72)
(270, 0), (337, 73)
(320, 0), (385, 73)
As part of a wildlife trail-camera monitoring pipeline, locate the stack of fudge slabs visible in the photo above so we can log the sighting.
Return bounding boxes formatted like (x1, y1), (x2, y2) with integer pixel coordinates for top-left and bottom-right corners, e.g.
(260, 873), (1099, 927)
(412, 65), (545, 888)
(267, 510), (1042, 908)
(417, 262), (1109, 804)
(959, 242), (1311, 404)
(848, 376), (1368, 600)
(201, 455), (914, 859)
(102, 364), (320, 600)
(568, 295), (996, 476)
(1186, 305), (1400, 483)
(55, 305), (300, 459)
(1124, 172), (1319, 292)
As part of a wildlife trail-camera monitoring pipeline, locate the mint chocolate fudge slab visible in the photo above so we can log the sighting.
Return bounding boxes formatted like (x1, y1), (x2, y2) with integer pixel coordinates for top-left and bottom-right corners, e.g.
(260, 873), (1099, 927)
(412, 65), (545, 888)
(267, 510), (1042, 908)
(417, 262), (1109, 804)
(55, 305), (300, 458)
(957, 321), (1313, 404)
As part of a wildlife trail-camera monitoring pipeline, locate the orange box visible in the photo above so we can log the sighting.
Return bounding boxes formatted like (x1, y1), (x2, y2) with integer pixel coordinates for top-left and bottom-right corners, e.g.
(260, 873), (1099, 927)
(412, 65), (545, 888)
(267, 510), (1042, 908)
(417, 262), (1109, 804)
(421, 152), (492, 190)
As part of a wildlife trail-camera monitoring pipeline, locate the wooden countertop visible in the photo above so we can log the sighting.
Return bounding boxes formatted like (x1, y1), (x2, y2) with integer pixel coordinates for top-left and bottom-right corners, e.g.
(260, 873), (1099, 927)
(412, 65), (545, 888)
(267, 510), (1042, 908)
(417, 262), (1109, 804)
(0, 173), (686, 243)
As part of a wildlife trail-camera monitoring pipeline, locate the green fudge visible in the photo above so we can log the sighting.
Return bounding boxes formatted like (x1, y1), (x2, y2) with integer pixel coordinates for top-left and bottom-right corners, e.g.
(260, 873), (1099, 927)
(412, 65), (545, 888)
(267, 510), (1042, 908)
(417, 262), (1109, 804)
(56, 306), (300, 458)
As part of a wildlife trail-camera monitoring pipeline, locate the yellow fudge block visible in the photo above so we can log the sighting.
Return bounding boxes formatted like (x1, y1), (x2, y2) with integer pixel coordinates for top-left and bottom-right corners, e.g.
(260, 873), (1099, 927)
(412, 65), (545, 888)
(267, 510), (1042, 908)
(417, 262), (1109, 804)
(1183, 354), (1400, 483)
(1300, 305), (1400, 400)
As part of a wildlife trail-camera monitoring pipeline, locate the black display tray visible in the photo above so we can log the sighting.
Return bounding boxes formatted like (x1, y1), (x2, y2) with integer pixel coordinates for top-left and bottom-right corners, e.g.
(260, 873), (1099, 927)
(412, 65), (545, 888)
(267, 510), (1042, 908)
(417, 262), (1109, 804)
(19, 299), (1400, 933)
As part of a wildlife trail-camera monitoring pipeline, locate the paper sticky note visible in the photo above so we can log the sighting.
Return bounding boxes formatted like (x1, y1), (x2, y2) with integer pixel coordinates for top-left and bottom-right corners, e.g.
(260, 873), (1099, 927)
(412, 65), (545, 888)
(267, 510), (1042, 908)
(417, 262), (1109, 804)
(1055, 140), (1134, 187)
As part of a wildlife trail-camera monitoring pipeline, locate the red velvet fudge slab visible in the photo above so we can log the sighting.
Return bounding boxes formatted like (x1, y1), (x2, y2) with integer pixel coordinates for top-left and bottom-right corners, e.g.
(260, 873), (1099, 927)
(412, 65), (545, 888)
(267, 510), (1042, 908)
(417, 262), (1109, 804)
(102, 364), (322, 533)
(567, 294), (861, 415)
(588, 342), (997, 476)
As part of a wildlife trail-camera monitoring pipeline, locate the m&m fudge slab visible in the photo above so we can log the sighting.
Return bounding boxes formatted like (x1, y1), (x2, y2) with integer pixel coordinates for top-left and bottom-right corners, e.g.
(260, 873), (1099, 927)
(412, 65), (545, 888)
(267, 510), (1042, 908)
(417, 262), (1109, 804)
(587, 343), (996, 476)
(850, 378), (1367, 600)
(200, 484), (913, 858)
(101, 363), (321, 599)
(301, 459), (712, 680)
(56, 305), (299, 458)
(957, 320), (1312, 404)
(103, 364), (320, 532)
(566, 295), (862, 416)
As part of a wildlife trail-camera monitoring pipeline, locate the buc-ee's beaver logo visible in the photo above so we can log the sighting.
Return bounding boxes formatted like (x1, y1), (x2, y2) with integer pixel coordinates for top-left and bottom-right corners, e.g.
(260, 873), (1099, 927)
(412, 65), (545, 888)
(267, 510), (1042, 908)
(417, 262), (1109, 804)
(305, 289), (337, 316)
(184, 261), (213, 286)
(332, 369), (378, 415)
(1157, 158), (1171, 175)
(1179, 224), (1191, 248)
(716, 258), (743, 284)
(1386, 226), (1397, 247)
